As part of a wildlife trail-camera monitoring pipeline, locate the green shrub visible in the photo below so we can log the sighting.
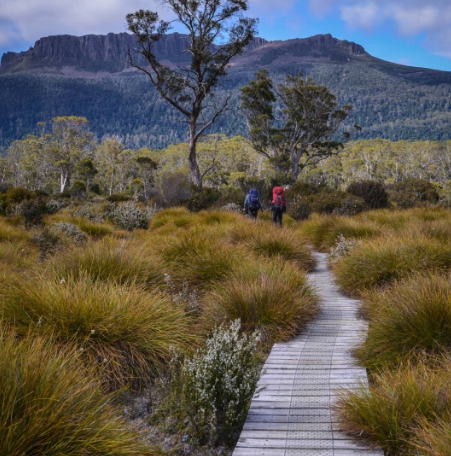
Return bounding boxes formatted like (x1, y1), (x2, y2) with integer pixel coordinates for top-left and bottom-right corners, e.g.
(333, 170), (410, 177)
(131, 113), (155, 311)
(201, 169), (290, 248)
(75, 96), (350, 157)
(177, 320), (261, 446)
(347, 180), (389, 209)
(0, 330), (151, 455)
(186, 186), (221, 212)
(51, 222), (87, 244)
(388, 178), (440, 208)
(355, 272), (451, 370)
(108, 201), (149, 231)
(106, 193), (131, 202)
(202, 257), (319, 347)
(70, 180), (87, 197)
(0, 275), (198, 391)
(30, 227), (61, 259)
(21, 198), (48, 229)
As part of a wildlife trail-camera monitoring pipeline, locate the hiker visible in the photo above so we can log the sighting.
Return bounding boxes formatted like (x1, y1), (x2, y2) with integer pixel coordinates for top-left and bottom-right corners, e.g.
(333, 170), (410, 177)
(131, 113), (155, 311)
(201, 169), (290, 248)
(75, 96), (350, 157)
(244, 188), (263, 220)
(271, 185), (286, 227)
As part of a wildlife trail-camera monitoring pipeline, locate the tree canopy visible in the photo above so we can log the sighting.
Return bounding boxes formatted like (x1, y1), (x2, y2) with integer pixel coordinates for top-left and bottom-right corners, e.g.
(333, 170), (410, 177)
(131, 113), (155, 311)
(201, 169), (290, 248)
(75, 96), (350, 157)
(241, 69), (358, 181)
(126, 0), (258, 188)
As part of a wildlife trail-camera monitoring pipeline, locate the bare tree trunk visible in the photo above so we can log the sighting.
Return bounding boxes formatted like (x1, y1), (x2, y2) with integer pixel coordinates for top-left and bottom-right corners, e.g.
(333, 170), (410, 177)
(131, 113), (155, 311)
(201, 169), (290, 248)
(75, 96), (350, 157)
(189, 119), (202, 189)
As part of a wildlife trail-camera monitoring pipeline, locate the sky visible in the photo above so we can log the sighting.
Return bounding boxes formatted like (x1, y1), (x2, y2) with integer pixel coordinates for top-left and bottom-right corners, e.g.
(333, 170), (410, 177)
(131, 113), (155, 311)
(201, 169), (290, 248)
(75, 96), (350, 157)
(1, 0), (451, 71)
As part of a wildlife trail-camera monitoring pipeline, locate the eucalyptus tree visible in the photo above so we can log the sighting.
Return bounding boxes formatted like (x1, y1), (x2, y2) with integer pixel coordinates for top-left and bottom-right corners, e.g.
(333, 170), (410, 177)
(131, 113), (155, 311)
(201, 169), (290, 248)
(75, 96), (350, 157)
(241, 69), (359, 181)
(126, 0), (258, 188)
(41, 116), (94, 193)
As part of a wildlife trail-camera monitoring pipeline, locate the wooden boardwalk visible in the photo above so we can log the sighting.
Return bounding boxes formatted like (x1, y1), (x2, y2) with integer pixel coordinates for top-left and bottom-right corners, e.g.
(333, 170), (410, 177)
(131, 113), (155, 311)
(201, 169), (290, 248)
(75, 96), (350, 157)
(233, 252), (383, 456)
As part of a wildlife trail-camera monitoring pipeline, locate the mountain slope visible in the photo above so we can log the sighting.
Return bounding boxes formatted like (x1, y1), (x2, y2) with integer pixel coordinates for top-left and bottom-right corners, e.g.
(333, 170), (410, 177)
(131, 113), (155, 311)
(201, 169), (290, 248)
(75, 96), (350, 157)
(1, 32), (451, 149)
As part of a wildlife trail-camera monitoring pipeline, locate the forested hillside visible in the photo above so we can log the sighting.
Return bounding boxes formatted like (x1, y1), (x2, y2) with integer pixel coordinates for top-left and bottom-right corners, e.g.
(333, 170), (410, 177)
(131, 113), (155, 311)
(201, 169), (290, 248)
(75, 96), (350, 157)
(1, 33), (451, 149)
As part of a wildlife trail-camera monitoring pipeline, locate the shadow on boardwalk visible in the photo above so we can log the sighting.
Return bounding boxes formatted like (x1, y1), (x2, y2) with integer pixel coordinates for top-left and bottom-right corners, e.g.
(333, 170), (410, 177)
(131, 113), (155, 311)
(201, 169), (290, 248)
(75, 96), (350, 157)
(233, 252), (383, 456)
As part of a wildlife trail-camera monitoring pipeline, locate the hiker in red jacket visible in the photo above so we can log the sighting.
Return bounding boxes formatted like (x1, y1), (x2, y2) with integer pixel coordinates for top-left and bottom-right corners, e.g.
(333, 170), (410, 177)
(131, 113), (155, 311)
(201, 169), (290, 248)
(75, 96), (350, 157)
(271, 185), (286, 227)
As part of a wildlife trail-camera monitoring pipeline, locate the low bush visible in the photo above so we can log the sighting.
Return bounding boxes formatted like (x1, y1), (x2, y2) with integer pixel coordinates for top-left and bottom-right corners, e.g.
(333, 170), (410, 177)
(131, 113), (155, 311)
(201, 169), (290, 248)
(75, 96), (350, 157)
(107, 201), (149, 231)
(346, 180), (389, 209)
(51, 222), (87, 244)
(202, 257), (318, 347)
(0, 330), (152, 455)
(355, 272), (451, 370)
(335, 361), (451, 456)
(333, 233), (451, 296)
(0, 275), (198, 391)
(176, 320), (261, 446)
(186, 186), (221, 212)
(388, 178), (440, 208)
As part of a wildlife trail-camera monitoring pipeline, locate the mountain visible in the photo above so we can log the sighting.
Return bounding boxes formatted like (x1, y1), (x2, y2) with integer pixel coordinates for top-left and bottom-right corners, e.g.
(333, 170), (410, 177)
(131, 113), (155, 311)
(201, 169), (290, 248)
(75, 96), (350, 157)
(1, 32), (451, 150)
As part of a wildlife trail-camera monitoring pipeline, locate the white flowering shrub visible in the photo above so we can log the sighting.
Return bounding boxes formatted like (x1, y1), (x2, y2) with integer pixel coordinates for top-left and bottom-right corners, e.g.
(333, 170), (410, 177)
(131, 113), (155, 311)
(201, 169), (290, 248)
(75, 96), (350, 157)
(180, 320), (261, 446)
(107, 202), (149, 231)
(330, 234), (362, 264)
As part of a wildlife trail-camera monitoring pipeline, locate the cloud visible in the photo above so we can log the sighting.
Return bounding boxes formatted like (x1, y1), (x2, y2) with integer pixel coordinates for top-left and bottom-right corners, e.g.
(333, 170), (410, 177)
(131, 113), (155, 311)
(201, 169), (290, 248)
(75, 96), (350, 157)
(308, 0), (451, 59)
(0, 0), (165, 50)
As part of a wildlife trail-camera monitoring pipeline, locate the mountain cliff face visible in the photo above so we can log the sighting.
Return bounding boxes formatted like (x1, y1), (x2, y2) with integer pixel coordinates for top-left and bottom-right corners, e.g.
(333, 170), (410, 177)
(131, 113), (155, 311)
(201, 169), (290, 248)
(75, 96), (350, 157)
(1, 32), (451, 149)
(0, 32), (364, 74)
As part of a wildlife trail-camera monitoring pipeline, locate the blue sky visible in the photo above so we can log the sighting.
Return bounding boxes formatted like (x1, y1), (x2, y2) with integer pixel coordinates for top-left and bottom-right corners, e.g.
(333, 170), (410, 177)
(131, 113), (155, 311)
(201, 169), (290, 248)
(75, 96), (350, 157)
(1, 0), (451, 71)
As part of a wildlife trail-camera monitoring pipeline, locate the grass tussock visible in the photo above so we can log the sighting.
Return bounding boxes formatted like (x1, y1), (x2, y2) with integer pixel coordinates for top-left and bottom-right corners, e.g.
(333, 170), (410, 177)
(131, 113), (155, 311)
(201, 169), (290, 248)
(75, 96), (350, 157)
(150, 206), (196, 230)
(0, 217), (30, 242)
(355, 272), (451, 370)
(333, 233), (451, 296)
(335, 360), (451, 456)
(0, 240), (39, 271)
(47, 237), (165, 290)
(0, 329), (153, 455)
(298, 213), (381, 251)
(228, 221), (316, 271)
(202, 257), (319, 348)
(1, 275), (199, 390)
(154, 227), (245, 290)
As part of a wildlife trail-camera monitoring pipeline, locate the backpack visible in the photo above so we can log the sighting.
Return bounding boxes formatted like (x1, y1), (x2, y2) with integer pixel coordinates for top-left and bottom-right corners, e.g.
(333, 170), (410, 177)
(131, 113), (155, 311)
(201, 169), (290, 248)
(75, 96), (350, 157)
(272, 186), (286, 210)
(248, 188), (260, 210)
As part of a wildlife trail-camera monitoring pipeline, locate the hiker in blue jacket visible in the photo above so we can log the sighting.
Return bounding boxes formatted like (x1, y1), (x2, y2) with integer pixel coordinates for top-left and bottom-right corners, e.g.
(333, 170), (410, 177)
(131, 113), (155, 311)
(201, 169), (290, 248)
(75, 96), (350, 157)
(244, 188), (263, 220)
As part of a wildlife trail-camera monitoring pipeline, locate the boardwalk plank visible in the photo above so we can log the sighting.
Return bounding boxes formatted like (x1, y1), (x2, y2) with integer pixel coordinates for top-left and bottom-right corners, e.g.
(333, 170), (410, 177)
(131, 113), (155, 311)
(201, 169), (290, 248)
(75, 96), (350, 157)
(233, 252), (383, 456)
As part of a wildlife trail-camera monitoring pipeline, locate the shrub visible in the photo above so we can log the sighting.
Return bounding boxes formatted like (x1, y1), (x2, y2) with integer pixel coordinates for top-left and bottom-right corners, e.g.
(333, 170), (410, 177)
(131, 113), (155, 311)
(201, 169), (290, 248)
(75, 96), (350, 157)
(0, 275), (198, 391)
(30, 227), (61, 259)
(177, 320), (261, 446)
(108, 201), (149, 231)
(0, 330), (151, 455)
(388, 178), (440, 208)
(186, 186), (221, 212)
(329, 234), (362, 264)
(51, 222), (87, 244)
(72, 203), (104, 221)
(335, 361), (451, 456)
(106, 193), (131, 202)
(202, 257), (319, 347)
(347, 180), (389, 209)
(70, 180), (87, 197)
(21, 198), (48, 229)
(355, 272), (451, 370)
(45, 199), (67, 214)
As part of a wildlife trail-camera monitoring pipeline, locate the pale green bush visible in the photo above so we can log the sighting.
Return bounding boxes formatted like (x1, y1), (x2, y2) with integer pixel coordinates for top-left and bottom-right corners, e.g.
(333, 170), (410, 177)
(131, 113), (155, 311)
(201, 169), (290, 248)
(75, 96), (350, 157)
(179, 320), (261, 446)
(108, 202), (149, 231)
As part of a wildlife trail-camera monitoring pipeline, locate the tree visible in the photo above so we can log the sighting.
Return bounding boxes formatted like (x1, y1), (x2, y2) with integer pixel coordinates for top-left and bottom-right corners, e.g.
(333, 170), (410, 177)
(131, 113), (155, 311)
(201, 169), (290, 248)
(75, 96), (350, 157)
(135, 149), (158, 199)
(241, 69), (359, 181)
(41, 117), (94, 193)
(126, 0), (258, 188)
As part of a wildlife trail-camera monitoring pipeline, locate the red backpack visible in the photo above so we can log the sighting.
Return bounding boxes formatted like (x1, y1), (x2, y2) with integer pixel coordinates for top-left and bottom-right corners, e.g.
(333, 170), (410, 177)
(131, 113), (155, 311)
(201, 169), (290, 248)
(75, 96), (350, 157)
(272, 186), (286, 209)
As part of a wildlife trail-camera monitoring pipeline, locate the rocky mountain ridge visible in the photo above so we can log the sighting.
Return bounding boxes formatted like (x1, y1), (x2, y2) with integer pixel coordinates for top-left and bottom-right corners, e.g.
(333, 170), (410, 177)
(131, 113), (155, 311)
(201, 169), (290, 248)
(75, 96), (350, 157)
(0, 32), (366, 74)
